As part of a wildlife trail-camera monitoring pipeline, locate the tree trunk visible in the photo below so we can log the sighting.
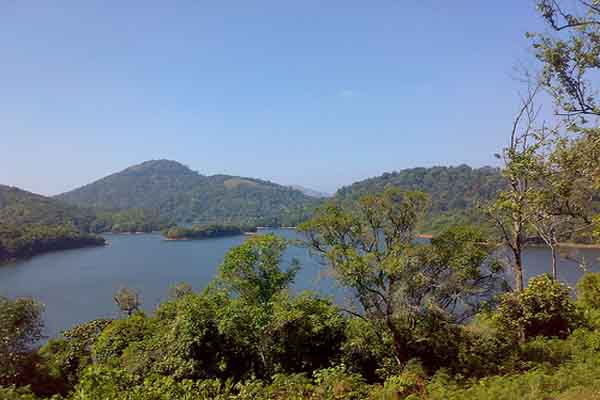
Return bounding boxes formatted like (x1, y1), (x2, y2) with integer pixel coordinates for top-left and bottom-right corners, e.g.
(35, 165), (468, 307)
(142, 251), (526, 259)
(386, 317), (408, 369)
(512, 229), (524, 292)
(551, 245), (558, 280)
(514, 250), (524, 292)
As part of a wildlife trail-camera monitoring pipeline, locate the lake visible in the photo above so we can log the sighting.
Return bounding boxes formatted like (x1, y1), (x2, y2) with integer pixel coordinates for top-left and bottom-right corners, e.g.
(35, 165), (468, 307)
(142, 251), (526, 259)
(1, 228), (599, 339)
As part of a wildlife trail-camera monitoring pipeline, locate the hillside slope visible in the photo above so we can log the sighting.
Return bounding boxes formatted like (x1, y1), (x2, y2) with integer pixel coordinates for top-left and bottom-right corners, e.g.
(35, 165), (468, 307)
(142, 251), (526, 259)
(334, 165), (506, 234)
(56, 160), (319, 225)
(0, 185), (99, 231)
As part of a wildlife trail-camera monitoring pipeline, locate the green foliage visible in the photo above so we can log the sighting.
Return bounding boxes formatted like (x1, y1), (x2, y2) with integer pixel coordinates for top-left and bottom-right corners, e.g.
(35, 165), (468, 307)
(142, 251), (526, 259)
(92, 314), (154, 367)
(91, 292), (236, 381)
(451, 316), (519, 378)
(218, 292), (346, 378)
(91, 208), (173, 234)
(163, 224), (254, 240)
(334, 165), (505, 236)
(55, 160), (320, 227)
(168, 282), (193, 300)
(300, 189), (506, 368)
(0, 224), (105, 263)
(577, 273), (600, 310)
(0, 185), (99, 232)
(0, 386), (42, 400)
(217, 234), (299, 304)
(369, 365), (427, 400)
(494, 274), (580, 340)
(425, 353), (600, 400)
(113, 288), (142, 317)
(40, 319), (111, 389)
(0, 297), (44, 387)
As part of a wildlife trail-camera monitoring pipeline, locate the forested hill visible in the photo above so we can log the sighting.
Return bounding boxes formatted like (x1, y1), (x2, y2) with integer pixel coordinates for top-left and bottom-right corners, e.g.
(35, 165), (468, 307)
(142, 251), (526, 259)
(335, 165), (507, 234)
(55, 160), (319, 226)
(336, 165), (505, 211)
(0, 184), (99, 231)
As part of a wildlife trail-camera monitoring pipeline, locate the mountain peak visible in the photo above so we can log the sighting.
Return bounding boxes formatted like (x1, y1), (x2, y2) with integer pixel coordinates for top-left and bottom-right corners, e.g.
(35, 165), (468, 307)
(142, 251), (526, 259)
(124, 159), (199, 176)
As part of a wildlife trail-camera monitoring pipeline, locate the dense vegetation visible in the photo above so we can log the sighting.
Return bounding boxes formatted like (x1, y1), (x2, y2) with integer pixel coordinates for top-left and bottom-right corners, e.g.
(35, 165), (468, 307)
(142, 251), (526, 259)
(335, 165), (505, 237)
(0, 186), (172, 261)
(335, 165), (505, 215)
(0, 224), (105, 263)
(162, 224), (256, 240)
(0, 185), (172, 235)
(2, 226), (600, 400)
(1, 0), (599, 398)
(0, 185), (99, 232)
(90, 208), (173, 234)
(55, 160), (320, 227)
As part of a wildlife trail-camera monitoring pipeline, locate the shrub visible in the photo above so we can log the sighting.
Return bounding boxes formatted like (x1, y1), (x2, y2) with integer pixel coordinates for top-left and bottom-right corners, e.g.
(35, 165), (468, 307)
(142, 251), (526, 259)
(494, 274), (580, 340)
(369, 361), (427, 400)
(0, 386), (41, 400)
(92, 313), (154, 367)
(40, 319), (111, 390)
(577, 273), (600, 310)
(0, 297), (44, 387)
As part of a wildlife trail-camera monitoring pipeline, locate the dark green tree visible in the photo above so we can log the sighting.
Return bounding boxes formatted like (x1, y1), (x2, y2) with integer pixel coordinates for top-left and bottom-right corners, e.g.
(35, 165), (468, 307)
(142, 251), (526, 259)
(300, 188), (506, 368)
(0, 297), (44, 386)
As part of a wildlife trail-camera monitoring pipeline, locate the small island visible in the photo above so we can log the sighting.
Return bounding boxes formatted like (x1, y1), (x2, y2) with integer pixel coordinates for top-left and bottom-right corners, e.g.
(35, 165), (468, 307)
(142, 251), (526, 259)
(0, 224), (106, 263)
(162, 224), (257, 240)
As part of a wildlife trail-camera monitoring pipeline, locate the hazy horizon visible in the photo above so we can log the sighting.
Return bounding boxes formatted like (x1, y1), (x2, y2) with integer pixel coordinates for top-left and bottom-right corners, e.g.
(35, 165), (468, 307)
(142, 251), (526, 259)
(1, 1), (545, 195)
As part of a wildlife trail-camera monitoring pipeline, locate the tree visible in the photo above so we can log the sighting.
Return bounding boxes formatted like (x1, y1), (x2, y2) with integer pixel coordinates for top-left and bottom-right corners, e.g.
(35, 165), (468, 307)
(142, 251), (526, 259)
(493, 274), (580, 340)
(486, 84), (558, 290)
(168, 282), (193, 300)
(530, 0), (600, 246)
(0, 296), (44, 386)
(113, 288), (141, 317)
(215, 234), (345, 377)
(531, 0), (600, 120)
(527, 135), (598, 278)
(299, 188), (506, 368)
(40, 319), (111, 390)
(217, 234), (300, 305)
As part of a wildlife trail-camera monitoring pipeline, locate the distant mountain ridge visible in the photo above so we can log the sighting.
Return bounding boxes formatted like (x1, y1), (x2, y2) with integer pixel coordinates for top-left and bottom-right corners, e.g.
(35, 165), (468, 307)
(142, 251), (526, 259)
(335, 165), (504, 210)
(55, 160), (319, 226)
(0, 184), (99, 231)
(333, 165), (506, 234)
(53, 161), (506, 229)
(290, 185), (332, 198)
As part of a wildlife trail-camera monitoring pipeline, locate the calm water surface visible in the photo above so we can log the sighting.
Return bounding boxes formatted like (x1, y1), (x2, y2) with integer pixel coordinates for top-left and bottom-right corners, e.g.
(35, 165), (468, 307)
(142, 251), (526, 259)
(0, 229), (598, 339)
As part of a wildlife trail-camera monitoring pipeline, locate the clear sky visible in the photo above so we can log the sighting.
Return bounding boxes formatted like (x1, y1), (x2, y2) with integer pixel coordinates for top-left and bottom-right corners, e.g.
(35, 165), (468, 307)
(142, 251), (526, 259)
(1, 1), (547, 195)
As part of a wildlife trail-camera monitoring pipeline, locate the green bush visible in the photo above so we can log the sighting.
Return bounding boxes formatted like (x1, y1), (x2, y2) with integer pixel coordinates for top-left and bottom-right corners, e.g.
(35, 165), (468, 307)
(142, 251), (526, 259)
(40, 319), (111, 390)
(578, 273), (600, 310)
(92, 313), (154, 367)
(0, 386), (43, 400)
(0, 297), (44, 387)
(494, 275), (580, 340)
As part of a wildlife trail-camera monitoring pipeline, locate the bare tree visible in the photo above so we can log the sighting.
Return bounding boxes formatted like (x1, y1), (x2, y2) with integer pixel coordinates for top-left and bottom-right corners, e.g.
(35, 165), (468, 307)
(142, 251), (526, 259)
(487, 85), (544, 291)
(113, 287), (141, 317)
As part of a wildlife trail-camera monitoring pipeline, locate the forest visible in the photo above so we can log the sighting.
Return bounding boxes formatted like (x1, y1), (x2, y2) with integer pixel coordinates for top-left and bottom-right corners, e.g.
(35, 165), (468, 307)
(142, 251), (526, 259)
(54, 160), (321, 227)
(161, 224), (257, 240)
(0, 224), (105, 263)
(1, 0), (600, 399)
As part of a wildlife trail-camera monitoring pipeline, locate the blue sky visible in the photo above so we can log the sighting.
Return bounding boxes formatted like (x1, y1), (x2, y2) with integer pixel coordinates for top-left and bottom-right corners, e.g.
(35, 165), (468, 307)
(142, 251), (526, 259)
(1, 1), (546, 195)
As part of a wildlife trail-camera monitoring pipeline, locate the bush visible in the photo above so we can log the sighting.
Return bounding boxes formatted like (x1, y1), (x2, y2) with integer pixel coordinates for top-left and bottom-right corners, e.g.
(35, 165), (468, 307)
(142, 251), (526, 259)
(0, 386), (42, 400)
(578, 273), (600, 310)
(453, 323), (518, 378)
(92, 313), (154, 367)
(0, 297), (44, 387)
(369, 361), (427, 400)
(494, 275), (580, 340)
(40, 319), (111, 390)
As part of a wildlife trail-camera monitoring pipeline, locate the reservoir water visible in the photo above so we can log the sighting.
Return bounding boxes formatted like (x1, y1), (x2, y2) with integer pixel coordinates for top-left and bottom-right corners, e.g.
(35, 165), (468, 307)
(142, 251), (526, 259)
(0, 228), (599, 339)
